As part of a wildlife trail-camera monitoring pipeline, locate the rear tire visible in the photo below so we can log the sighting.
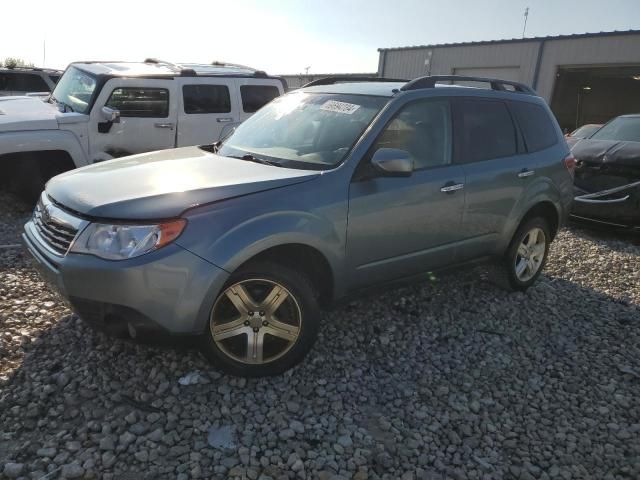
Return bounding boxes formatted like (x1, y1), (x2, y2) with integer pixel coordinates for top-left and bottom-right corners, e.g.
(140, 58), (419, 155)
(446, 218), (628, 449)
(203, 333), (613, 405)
(201, 261), (320, 377)
(504, 217), (551, 291)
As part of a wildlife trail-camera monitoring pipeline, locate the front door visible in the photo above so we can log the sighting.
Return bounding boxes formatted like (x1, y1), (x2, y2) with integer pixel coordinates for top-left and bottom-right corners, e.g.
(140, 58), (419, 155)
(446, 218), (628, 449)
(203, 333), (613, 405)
(346, 98), (466, 287)
(89, 79), (177, 162)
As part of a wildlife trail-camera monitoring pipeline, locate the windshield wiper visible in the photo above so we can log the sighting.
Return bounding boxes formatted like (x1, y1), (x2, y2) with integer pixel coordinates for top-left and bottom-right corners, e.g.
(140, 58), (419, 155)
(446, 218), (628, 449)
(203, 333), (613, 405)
(227, 153), (282, 167)
(50, 96), (74, 112)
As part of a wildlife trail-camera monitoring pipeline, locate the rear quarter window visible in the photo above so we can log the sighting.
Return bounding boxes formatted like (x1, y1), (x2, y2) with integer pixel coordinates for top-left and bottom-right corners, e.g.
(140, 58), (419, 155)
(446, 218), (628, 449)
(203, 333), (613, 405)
(510, 101), (557, 152)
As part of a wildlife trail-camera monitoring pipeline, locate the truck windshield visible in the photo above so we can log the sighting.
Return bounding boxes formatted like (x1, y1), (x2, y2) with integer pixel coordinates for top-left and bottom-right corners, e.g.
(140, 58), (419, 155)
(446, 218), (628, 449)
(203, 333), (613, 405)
(216, 92), (389, 169)
(50, 66), (97, 114)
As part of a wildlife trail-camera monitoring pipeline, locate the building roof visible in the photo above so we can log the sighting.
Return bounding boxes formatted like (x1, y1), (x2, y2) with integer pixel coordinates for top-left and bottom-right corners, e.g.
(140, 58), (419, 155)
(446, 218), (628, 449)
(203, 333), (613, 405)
(378, 29), (640, 52)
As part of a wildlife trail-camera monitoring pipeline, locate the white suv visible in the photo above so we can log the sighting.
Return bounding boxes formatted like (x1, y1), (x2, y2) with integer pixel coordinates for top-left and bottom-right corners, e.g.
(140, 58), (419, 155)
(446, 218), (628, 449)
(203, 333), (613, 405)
(0, 67), (62, 96)
(0, 59), (286, 199)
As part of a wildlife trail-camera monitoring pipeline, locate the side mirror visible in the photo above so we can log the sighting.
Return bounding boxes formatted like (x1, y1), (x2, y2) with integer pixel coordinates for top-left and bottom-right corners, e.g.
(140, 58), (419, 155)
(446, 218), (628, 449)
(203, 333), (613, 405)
(101, 106), (121, 124)
(371, 148), (413, 177)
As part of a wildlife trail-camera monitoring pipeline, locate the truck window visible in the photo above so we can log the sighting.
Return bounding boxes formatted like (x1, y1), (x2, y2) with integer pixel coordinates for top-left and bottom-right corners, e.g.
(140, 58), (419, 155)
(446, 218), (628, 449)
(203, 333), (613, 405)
(106, 87), (169, 118)
(182, 85), (231, 114)
(12, 73), (50, 92)
(240, 85), (280, 113)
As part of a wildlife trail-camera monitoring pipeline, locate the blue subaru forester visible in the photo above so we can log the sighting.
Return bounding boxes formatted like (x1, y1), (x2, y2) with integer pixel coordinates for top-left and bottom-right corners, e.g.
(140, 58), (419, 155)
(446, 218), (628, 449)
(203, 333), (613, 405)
(24, 75), (575, 376)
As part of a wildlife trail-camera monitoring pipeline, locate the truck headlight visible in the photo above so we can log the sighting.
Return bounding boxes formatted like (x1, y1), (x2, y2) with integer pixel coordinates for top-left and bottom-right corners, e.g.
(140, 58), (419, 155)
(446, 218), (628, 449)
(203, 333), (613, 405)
(71, 219), (186, 260)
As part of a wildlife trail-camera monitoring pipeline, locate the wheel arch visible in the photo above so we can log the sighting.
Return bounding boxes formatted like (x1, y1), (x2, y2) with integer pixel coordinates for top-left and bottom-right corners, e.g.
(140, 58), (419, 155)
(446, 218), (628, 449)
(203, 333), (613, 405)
(231, 243), (336, 308)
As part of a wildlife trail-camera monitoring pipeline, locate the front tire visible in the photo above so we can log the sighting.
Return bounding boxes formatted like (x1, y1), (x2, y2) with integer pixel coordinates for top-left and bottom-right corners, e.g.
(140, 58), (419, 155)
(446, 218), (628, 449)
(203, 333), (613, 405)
(201, 261), (320, 377)
(504, 217), (550, 291)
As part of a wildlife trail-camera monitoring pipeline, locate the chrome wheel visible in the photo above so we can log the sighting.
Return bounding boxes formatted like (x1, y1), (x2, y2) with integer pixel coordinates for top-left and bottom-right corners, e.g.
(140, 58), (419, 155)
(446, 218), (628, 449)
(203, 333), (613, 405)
(514, 227), (546, 282)
(210, 279), (302, 365)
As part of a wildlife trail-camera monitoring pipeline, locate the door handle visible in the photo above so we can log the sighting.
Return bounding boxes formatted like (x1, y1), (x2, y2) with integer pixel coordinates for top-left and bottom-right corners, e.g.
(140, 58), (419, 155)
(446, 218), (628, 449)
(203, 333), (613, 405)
(440, 182), (464, 193)
(217, 117), (233, 123)
(154, 122), (174, 130)
(518, 169), (535, 178)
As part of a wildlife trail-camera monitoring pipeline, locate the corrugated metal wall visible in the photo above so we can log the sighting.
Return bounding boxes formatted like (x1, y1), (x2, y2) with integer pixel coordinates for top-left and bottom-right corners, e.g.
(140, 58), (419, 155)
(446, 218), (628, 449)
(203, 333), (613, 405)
(379, 32), (640, 102)
(379, 41), (540, 83)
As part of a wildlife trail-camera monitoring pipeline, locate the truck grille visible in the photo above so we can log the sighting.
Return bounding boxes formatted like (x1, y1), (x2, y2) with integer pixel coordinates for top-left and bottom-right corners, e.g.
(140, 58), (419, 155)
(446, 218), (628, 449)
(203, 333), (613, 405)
(32, 198), (79, 255)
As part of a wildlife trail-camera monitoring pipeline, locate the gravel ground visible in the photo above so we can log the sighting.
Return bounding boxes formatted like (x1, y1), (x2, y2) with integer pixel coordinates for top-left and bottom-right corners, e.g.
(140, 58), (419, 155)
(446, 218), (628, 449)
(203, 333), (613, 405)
(1, 192), (639, 480)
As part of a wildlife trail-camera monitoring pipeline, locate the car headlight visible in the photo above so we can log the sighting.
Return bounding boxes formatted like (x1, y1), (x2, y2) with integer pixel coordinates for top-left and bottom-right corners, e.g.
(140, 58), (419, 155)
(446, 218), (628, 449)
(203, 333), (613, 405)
(71, 219), (186, 260)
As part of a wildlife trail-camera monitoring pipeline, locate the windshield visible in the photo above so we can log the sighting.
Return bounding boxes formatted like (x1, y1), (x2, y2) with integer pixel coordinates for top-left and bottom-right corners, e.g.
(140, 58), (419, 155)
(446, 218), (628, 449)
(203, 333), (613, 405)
(216, 92), (388, 169)
(571, 124), (600, 138)
(590, 116), (640, 143)
(50, 66), (97, 114)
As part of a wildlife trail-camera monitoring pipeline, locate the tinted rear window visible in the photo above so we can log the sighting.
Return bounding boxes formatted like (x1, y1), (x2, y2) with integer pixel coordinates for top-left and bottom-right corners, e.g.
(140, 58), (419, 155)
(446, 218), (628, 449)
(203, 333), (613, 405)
(457, 99), (517, 163)
(4, 73), (50, 92)
(511, 101), (557, 152)
(240, 85), (280, 113)
(183, 84), (231, 114)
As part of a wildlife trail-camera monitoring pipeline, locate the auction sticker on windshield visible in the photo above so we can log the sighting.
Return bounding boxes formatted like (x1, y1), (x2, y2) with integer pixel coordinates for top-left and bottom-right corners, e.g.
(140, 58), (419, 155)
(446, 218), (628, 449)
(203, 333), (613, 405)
(321, 100), (360, 115)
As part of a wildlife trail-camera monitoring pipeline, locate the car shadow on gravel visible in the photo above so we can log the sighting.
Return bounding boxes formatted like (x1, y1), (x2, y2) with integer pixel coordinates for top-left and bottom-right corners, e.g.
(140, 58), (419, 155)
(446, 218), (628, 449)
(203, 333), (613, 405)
(2, 254), (639, 478)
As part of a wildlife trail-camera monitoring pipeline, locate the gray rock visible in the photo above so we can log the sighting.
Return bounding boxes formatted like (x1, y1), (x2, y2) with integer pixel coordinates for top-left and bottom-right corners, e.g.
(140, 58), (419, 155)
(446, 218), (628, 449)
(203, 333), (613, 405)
(3, 463), (24, 478)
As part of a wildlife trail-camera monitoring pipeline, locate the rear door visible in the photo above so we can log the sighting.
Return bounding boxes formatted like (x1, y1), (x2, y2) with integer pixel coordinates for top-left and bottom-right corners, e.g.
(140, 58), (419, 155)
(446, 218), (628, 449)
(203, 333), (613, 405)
(176, 78), (239, 146)
(89, 79), (177, 161)
(453, 97), (531, 260)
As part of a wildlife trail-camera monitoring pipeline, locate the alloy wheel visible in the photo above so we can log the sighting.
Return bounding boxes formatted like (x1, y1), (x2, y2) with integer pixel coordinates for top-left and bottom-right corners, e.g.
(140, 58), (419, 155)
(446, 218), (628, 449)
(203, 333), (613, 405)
(210, 279), (302, 364)
(514, 227), (546, 282)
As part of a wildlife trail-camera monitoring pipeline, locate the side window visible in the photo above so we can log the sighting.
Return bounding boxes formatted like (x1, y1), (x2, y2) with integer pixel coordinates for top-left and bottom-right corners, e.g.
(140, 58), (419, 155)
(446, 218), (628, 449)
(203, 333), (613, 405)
(240, 85), (280, 113)
(13, 73), (50, 92)
(48, 74), (61, 84)
(0, 74), (7, 90)
(106, 87), (169, 118)
(371, 99), (452, 170)
(182, 84), (230, 114)
(510, 101), (557, 152)
(456, 99), (517, 163)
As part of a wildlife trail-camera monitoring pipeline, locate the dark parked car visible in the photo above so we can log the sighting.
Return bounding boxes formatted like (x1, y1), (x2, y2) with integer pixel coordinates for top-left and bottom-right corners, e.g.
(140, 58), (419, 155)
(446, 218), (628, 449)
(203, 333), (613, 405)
(565, 123), (602, 147)
(23, 75), (574, 376)
(571, 114), (640, 230)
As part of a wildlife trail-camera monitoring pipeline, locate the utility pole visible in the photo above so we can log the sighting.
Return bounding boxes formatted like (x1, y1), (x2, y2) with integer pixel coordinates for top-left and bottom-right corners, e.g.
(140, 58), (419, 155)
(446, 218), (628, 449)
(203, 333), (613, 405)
(304, 66), (310, 76)
(522, 7), (529, 38)
(43, 39), (46, 67)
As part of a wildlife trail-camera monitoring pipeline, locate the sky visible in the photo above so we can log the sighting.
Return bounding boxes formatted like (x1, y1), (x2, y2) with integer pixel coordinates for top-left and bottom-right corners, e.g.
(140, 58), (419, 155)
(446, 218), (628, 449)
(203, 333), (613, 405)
(1, 0), (639, 75)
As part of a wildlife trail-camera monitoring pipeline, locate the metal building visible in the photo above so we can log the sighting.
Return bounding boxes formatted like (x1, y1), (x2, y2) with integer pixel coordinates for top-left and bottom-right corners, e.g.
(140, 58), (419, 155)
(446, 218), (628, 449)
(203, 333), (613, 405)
(279, 72), (376, 90)
(378, 30), (640, 131)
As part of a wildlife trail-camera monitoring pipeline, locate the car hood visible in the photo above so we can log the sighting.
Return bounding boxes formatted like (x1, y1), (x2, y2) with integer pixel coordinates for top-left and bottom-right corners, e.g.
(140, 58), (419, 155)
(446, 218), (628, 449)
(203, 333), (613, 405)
(0, 96), (60, 131)
(571, 139), (640, 167)
(46, 146), (321, 219)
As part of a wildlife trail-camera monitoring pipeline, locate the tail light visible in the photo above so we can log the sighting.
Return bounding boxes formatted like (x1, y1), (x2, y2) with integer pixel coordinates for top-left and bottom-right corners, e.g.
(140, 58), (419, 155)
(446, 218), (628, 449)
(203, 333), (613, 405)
(564, 154), (577, 177)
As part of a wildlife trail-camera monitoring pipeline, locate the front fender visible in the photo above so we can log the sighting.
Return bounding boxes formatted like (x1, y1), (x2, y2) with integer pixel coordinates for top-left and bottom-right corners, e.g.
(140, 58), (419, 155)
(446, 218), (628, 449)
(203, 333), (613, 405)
(0, 130), (88, 167)
(176, 183), (349, 299)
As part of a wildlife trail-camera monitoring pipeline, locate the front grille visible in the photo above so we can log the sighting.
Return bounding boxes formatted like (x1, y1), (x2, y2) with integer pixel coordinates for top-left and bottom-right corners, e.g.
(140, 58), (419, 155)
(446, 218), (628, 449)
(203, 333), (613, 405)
(32, 198), (79, 255)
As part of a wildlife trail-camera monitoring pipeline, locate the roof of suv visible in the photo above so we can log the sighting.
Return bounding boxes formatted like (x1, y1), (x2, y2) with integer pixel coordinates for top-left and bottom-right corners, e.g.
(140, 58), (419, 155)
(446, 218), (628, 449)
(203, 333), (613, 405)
(0, 67), (63, 74)
(300, 75), (540, 99)
(70, 60), (281, 81)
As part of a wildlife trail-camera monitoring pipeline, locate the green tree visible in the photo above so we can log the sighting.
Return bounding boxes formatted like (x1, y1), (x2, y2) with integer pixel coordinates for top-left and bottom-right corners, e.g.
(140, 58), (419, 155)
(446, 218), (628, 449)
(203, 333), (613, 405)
(3, 57), (35, 68)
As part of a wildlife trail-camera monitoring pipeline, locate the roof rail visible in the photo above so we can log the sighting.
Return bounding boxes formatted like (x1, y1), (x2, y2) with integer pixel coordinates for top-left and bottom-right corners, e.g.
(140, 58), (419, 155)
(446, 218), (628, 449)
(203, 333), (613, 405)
(400, 75), (536, 95)
(144, 58), (200, 77)
(302, 76), (408, 88)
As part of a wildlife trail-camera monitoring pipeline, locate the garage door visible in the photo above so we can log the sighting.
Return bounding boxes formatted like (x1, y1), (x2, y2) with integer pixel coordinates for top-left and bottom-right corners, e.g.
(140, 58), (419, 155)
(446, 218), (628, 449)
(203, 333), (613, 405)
(453, 67), (521, 82)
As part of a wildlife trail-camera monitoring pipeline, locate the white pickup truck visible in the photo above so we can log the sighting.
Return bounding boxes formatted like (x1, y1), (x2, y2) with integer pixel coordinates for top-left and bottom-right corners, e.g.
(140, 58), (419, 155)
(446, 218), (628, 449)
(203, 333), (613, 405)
(0, 59), (286, 199)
